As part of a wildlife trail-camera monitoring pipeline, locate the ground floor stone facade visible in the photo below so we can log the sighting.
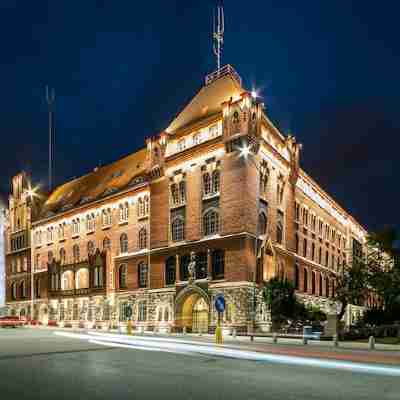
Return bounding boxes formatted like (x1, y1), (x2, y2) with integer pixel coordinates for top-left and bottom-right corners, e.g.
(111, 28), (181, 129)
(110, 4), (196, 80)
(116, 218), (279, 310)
(7, 282), (363, 333)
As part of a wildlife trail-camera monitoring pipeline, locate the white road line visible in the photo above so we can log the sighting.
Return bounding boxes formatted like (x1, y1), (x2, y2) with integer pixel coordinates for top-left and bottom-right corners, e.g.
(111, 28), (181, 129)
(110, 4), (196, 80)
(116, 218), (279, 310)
(55, 331), (400, 377)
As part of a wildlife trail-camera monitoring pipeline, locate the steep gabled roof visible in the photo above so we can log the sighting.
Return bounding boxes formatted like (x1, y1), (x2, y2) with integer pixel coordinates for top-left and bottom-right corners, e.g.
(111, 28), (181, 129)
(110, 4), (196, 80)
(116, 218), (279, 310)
(166, 71), (243, 135)
(40, 148), (147, 219)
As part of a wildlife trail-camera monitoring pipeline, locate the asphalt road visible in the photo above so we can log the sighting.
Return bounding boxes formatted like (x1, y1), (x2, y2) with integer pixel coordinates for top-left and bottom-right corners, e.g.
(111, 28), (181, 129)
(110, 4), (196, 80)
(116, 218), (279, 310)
(0, 328), (398, 400)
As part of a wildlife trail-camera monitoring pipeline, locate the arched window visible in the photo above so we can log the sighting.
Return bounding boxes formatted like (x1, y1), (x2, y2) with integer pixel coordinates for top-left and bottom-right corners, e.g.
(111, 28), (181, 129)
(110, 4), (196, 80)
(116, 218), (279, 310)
(138, 301), (147, 321)
(119, 202), (129, 222)
(212, 170), (220, 194)
(73, 245), (80, 263)
(119, 264), (127, 289)
(94, 266), (104, 287)
(212, 249), (225, 280)
(103, 237), (111, 251)
(303, 239), (307, 258)
(171, 217), (185, 242)
(48, 251), (54, 265)
(180, 254), (190, 281)
(120, 233), (128, 254)
(11, 282), (17, 300)
(170, 183), (179, 205)
(179, 181), (186, 203)
(144, 196), (149, 215)
(59, 248), (66, 265)
(303, 268), (308, 292)
(102, 208), (112, 226)
(76, 269), (89, 289)
(196, 252), (208, 279)
(325, 277), (330, 297)
(276, 220), (283, 244)
(319, 273), (323, 296)
(87, 241), (95, 256)
(258, 213), (267, 235)
(203, 173), (211, 196)
(295, 234), (299, 254)
(311, 242), (315, 261)
(165, 256), (176, 286)
(137, 198), (144, 217)
(294, 264), (300, 289)
(138, 228), (147, 249)
(20, 281), (26, 298)
(311, 271), (316, 294)
(203, 209), (219, 236)
(319, 247), (322, 264)
(138, 262), (148, 288)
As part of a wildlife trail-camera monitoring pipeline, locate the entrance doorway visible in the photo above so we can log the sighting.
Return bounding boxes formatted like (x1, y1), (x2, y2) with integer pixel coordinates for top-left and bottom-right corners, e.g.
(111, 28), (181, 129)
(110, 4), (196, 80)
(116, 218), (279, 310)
(192, 298), (208, 333)
(177, 288), (210, 333)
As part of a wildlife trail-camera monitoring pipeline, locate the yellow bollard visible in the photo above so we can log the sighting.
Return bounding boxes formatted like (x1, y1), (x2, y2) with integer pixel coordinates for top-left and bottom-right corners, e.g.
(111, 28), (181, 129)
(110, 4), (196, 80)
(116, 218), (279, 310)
(127, 319), (133, 335)
(215, 323), (223, 345)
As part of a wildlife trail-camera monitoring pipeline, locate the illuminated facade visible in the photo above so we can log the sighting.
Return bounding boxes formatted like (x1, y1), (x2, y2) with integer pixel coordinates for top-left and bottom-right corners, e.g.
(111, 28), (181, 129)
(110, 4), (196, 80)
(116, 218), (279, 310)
(4, 66), (367, 331)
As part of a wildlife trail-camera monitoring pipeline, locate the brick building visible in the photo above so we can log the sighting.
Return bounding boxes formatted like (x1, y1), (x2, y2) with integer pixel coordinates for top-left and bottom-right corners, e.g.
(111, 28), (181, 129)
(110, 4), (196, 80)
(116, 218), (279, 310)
(4, 66), (367, 332)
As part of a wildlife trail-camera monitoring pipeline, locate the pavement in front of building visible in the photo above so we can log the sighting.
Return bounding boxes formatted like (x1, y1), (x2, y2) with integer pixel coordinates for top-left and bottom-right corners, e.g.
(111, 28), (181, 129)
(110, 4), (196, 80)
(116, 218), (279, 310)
(0, 328), (399, 400)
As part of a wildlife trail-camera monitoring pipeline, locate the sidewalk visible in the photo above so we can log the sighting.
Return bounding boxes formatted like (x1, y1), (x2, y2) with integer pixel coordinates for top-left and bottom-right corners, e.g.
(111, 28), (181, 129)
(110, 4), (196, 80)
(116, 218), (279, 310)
(33, 325), (400, 366)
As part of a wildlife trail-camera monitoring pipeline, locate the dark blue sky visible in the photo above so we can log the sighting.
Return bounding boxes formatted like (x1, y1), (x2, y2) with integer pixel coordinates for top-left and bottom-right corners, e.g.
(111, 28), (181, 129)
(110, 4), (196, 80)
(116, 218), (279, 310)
(0, 1), (399, 232)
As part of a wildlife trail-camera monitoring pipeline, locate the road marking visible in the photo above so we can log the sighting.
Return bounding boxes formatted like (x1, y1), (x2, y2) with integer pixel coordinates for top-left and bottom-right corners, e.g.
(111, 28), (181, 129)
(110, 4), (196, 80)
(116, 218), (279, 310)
(55, 331), (400, 377)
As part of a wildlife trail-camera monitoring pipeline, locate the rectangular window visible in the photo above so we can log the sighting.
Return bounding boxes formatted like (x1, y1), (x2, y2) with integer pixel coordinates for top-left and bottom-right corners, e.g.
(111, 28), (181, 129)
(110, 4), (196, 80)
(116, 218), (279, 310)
(138, 302), (147, 322)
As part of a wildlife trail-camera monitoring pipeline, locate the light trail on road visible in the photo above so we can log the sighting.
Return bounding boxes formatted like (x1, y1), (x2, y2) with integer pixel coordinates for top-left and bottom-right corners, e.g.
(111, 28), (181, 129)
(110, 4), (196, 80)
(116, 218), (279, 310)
(55, 331), (400, 377)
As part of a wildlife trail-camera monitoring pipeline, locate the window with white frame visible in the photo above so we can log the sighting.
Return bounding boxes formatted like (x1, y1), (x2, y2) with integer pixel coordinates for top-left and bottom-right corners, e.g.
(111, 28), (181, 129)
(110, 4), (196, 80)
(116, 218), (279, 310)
(59, 248), (66, 265)
(102, 208), (112, 227)
(177, 139), (186, 152)
(86, 213), (95, 232)
(73, 244), (80, 263)
(119, 202), (129, 223)
(120, 233), (128, 254)
(203, 209), (219, 236)
(203, 170), (220, 197)
(192, 131), (202, 145)
(138, 228), (147, 249)
(171, 217), (185, 242)
(208, 123), (219, 138)
(138, 301), (147, 321)
(138, 262), (148, 288)
(72, 218), (80, 236)
(47, 226), (54, 243)
(58, 223), (66, 240)
(137, 196), (149, 218)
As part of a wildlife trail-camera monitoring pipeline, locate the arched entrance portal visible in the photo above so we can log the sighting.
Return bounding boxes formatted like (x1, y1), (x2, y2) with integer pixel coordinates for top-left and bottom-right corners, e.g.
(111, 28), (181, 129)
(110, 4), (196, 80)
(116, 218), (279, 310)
(175, 287), (210, 333)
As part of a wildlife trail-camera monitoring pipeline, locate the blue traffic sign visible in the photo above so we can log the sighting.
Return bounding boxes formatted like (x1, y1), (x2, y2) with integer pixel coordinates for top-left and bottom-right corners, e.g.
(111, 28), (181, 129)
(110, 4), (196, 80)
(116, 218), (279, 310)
(214, 295), (225, 313)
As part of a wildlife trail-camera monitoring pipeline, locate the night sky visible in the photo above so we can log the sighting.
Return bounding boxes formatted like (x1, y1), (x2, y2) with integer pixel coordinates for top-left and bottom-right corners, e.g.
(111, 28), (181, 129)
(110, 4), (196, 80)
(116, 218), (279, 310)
(0, 1), (399, 233)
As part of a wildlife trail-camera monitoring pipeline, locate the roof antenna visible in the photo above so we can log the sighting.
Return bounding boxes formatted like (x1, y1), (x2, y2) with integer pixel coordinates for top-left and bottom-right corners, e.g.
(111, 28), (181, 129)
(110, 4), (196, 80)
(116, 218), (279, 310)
(213, 1), (224, 72)
(46, 86), (55, 192)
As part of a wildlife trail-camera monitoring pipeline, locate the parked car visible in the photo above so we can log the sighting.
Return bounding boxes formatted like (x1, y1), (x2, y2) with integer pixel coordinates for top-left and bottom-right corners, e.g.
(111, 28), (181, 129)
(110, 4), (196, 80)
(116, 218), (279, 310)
(0, 316), (25, 328)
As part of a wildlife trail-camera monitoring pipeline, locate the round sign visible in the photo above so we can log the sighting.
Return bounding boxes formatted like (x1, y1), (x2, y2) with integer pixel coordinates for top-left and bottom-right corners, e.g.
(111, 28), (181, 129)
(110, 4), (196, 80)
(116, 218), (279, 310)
(125, 305), (133, 319)
(214, 295), (226, 313)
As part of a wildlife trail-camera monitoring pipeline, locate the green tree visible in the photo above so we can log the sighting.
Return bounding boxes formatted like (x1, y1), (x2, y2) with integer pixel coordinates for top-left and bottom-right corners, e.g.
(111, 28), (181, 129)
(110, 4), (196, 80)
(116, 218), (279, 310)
(366, 227), (400, 321)
(334, 261), (368, 322)
(263, 277), (308, 329)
